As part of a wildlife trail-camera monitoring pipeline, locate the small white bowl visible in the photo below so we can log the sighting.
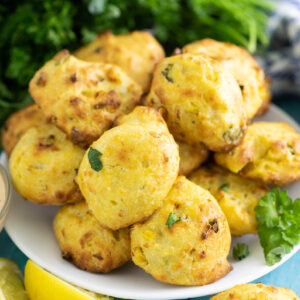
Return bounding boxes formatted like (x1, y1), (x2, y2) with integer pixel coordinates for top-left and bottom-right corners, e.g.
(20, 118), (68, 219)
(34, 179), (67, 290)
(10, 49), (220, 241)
(0, 163), (11, 232)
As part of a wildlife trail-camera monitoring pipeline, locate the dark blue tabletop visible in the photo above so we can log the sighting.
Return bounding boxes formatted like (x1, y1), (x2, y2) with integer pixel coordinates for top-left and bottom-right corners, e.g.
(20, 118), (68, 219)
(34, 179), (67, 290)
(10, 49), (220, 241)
(1, 95), (299, 299)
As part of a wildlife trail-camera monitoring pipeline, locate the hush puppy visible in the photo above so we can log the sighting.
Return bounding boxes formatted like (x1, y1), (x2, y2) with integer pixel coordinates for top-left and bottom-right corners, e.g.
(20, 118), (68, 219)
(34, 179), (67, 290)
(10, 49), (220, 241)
(189, 165), (269, 236)
(145, 53), (247, 152)
(9, 124), (84, 205)
(215, 122), (300, 185)
(183, 39), (271, 119)
(53, 201), (131, 273)
(29, 50), (142, 148)
(77, 106), (179, 230)
(131, 176), (232, 286)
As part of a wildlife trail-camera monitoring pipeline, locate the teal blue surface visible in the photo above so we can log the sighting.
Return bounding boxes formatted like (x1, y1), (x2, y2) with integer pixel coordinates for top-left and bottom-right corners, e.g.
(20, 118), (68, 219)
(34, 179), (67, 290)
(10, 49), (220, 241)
(0, 97), (299, 299)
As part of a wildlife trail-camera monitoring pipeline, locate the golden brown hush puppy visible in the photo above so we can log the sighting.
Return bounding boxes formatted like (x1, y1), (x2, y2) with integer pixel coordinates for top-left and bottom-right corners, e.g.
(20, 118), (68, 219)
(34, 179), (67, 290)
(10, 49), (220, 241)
(77, 106), (179, 230)
(214, 122), (300, 186)
(9, 124), (84, 205)
(29, 50), (142, 148)
(53, 201), (131, 273)
(189, 164), (269, 236)
(145, 53), (247, 152)
(183, 39), (271, 119)
(74, 31), (165, 92)
(210, 283), (299, 300)
(131, 176), (232, 286)
(178, 141), (209, 176)
(1, 104), (47, 156)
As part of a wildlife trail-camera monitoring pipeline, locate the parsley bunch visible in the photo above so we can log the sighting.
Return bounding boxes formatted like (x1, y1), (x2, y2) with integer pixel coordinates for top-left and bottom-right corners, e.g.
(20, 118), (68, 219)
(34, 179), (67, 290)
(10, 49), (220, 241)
(255, 188), (300, 266)
(0, 0), (273, 130)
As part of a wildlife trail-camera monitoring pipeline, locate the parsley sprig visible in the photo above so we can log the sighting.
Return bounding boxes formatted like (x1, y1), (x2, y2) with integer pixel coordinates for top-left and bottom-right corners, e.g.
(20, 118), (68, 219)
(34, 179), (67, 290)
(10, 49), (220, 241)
(233, 243), (249, 261)
(166, 212), (183, 229)
(255, 187), (300, 266)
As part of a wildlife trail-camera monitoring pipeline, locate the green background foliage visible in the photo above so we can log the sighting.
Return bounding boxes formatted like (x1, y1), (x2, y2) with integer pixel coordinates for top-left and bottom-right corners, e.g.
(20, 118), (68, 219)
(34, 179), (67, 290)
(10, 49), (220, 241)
(0, 0), (273, 128)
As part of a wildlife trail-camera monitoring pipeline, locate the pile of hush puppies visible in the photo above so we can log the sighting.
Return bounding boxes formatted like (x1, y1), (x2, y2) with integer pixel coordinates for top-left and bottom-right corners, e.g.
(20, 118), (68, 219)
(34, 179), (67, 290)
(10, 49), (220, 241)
(2, 30), (300, 287)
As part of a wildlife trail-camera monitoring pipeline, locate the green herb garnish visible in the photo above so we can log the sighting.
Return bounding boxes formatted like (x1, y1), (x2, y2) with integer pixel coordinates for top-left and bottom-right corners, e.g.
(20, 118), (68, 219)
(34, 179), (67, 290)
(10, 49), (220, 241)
(255, 187), (300, 266)
(88, 147), (103, 171)
(166, 213), (183, 229)
(219, 183), (229, 192)
(161, 64), (174, 83)
(233, 243), (249, 261)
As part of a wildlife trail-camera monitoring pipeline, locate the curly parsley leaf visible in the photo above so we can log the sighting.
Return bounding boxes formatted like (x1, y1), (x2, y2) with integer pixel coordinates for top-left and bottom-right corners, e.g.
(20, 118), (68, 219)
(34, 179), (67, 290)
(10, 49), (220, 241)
(166, 213), (183, 229)
(88, 147), (103, 171)
(233, 243), (249, 261)
(255, 187), (300, 266)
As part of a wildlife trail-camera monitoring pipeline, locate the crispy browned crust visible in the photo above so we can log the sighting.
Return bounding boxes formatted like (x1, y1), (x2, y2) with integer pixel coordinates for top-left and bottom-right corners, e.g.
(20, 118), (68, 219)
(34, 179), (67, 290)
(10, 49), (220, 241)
(26, 186), (83, 206)
(29, 50), (143, 149)
(54, 201), (131, 273)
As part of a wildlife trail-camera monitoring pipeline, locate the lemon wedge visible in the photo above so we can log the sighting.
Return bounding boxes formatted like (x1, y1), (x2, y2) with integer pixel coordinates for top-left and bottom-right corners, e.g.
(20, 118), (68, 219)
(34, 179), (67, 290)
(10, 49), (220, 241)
(24, 260), (112, 300)
(0, 258), (28, 300)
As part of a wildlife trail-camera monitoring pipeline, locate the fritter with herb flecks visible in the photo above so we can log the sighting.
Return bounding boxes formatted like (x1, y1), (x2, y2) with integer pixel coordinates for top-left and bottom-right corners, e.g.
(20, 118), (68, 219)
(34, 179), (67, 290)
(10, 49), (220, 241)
(131, 176), (232, 286)
(77, 106), (179, 230)
(145, 53), (247, 152)
(29, 50), (142, 148)
(214, 122), (300, 186)
(9, 124), (84, 205)
(53, 201), (131, 273)
(189, 164), (269, 236)
(183, 39), (271, 119)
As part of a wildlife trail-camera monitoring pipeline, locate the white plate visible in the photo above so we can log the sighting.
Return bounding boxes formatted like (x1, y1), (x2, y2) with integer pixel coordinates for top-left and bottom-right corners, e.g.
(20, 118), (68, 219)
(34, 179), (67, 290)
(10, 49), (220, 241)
(2, 104), (300, 300)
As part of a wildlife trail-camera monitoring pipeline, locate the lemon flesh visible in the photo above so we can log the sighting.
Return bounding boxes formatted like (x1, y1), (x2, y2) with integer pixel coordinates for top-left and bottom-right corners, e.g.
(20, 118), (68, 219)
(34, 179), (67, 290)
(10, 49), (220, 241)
(0, 258), (28, 300)
(24, 260), (111, 300)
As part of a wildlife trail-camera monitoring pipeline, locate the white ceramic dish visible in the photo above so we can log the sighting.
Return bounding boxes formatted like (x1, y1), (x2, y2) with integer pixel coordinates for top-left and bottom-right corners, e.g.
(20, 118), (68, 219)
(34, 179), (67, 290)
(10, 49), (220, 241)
(2, 104), (300, 300)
